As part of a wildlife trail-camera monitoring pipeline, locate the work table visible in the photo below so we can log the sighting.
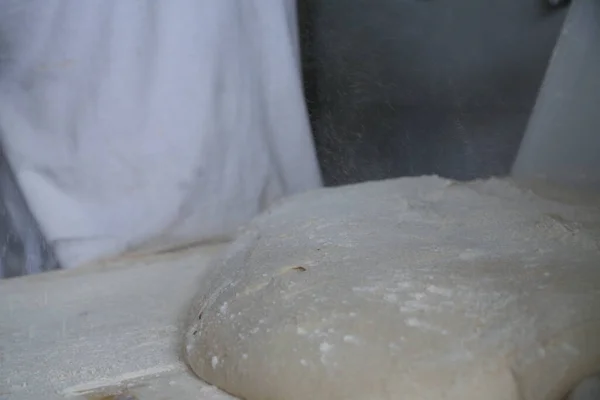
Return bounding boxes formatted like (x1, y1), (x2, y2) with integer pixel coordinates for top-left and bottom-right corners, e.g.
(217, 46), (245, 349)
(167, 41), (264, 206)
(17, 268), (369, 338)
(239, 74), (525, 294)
(1, 243), (236, 400)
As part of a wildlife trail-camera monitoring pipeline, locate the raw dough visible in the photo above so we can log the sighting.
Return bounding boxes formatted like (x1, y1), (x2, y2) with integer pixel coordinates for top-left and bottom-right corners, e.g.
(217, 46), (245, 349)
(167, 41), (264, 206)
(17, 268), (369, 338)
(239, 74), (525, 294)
(184, 176), (600, 400)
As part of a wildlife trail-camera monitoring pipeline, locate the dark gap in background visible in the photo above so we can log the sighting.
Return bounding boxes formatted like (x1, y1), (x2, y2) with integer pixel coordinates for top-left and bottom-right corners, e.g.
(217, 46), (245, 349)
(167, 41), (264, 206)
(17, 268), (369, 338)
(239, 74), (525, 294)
(298, 0), (567, 187)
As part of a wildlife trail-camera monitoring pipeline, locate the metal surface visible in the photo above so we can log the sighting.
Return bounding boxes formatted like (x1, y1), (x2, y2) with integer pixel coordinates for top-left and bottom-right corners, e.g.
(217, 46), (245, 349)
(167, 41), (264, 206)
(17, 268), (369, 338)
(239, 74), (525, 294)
(0, 243), (232, 400)
(301, 0), (567, 185)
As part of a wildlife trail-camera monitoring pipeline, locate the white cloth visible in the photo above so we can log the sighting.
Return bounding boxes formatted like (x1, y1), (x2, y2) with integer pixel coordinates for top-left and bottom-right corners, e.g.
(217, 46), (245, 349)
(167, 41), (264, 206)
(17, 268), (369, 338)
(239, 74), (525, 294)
(0, 0), (322, 269)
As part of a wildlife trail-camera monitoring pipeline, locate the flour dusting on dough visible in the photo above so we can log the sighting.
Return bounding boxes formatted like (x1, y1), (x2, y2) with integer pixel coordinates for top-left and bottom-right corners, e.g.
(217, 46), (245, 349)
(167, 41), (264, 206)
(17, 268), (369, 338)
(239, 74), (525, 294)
(185, 176), (600, 400)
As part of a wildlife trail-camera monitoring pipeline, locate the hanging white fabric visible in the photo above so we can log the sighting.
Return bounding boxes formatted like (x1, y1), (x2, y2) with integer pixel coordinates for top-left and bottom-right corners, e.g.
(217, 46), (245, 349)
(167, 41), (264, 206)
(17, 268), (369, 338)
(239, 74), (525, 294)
(0, 0), (322, 270)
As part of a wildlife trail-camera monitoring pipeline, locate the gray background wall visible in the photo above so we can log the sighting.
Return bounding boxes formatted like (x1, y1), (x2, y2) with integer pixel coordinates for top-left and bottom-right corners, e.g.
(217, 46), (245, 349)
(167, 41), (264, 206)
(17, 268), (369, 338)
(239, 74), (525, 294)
(299, 0), (568, 186)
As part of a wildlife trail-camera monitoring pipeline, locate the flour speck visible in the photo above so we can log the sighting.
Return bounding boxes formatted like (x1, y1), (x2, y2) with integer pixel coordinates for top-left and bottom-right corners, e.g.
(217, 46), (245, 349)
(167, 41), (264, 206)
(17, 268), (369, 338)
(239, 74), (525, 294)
(343, 335), (360, 344)
(320, 342), (333, 353)
(219, 302), (228, 314)
(319, 342), (334, 364)
(426, 285), (453, 297)
(384, 293), (398, 303)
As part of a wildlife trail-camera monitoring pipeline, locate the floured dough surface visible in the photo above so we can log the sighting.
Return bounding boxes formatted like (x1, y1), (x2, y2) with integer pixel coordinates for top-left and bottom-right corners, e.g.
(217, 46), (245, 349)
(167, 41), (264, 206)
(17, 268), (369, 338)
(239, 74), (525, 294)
(184, 176), (600, 400)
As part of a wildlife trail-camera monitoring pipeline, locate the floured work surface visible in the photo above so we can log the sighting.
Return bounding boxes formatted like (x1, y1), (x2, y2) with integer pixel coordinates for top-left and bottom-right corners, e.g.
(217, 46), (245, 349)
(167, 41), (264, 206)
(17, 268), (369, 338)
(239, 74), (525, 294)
(0, 243), (237, 400)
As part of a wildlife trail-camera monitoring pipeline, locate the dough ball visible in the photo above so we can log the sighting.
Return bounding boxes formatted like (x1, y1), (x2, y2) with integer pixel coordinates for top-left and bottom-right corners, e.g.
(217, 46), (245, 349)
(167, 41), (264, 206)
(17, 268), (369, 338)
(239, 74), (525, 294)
(184, 176), (600, 400)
